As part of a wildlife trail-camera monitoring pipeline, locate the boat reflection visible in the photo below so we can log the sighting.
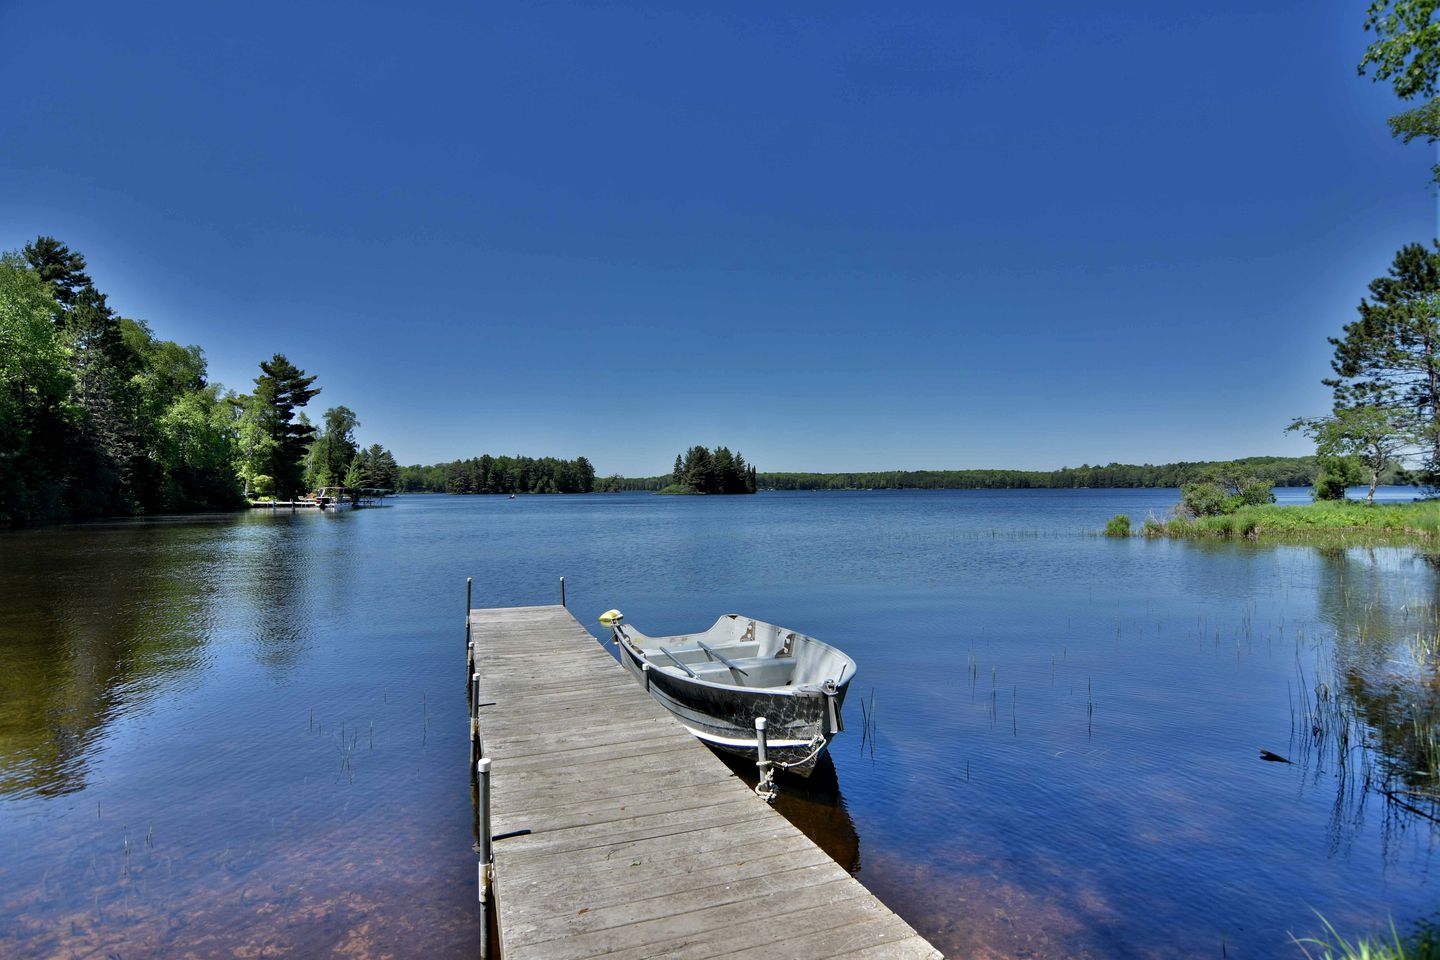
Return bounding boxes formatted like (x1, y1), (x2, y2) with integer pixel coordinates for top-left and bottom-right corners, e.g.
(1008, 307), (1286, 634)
(710, 748), (861, 874)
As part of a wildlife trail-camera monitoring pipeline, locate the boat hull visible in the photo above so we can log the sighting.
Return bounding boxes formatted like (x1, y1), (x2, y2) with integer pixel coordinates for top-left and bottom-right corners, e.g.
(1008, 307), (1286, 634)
(615, 626), (850, 777)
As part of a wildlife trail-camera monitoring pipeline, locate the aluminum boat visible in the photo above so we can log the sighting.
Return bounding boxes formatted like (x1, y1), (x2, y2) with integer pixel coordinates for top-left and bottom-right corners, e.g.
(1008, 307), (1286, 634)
(600, 612), (854, 776)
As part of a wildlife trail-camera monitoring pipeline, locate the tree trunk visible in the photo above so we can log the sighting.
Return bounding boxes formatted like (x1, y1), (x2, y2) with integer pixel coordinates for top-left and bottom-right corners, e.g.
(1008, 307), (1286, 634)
(1368, 467), (1379, 504)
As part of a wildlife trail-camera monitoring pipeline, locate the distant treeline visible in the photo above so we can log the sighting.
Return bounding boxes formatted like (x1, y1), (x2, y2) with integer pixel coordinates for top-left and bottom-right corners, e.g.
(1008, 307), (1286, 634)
(401, 455), (1368, 496)
(398, 455), (597, 494)
(757, 457), (1332, 491)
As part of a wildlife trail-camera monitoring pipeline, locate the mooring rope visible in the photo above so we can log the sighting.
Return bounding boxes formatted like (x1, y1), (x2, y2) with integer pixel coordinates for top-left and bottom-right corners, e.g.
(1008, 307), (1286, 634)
(773, 733), (828, 771)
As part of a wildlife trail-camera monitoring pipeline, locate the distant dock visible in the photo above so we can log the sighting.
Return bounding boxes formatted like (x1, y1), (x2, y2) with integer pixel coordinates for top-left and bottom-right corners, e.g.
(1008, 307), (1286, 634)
(247, 486), (391, 510)
(465, 591), (942, 959)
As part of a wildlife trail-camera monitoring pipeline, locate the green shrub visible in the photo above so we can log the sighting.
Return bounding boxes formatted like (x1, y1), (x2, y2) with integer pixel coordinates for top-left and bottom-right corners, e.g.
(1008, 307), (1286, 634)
(657, 483), (701, 495)
(1180, 480), (1230, 517)
(1104, 514), (1131, 537)
(1314, 456), (1365, 501)
(1232, 477), (1275, 508)
(1142, 518), (1166, 537)
(1179, 470), (1275, 517)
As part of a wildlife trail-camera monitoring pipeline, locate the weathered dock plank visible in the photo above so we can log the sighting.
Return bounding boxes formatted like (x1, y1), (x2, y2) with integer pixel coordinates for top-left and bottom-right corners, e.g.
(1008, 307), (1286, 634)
(470, 603), (941, 960)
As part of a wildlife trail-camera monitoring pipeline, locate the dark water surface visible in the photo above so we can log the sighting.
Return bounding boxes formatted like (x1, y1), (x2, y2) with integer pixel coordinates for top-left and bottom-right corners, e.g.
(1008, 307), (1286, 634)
(2, 489), (1438, 958)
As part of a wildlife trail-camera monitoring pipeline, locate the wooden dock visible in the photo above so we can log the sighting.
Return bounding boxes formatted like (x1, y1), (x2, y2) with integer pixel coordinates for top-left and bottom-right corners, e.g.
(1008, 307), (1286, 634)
(467, 601), (942, 960)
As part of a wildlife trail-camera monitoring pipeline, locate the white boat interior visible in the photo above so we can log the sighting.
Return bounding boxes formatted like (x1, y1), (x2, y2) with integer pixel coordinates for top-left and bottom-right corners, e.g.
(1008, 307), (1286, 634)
(622, 616), (852, 691)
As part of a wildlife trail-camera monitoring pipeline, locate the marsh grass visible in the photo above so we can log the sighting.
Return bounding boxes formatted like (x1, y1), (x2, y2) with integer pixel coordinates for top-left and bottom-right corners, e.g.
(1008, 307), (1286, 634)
(1144, 500), (1440, 545)
(1294, 914), (1440, 960)
(858, 688), (878, 759)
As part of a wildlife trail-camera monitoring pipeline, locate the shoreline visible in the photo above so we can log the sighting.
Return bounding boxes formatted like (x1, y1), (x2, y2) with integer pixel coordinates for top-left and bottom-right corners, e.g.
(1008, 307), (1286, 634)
(1108, 500), (1440, 547)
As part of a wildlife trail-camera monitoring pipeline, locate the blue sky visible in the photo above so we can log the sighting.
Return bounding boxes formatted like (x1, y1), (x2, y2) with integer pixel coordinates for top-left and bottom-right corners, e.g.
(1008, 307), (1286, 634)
(0, 0), (1433, 475)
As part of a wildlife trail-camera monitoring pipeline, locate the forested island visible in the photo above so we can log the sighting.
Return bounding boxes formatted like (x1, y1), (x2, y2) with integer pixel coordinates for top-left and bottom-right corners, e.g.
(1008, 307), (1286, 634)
(658, 446), (757, 494)
(398, 456), (597, 495)
(395, 445), (759, 495)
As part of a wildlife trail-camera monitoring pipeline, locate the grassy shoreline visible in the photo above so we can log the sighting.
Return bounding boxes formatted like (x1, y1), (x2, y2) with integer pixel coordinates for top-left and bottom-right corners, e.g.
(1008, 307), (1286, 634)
(1113, 500), (1440, 545)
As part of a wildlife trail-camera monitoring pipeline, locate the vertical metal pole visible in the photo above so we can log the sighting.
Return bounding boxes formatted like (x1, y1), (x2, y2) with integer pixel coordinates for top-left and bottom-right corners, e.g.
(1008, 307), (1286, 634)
(477, 757), (492, 900)
(755, 716), (776, 802)
(465, 577), (473, 669)
(560, 576), (566, 607)
(470, 672), (480, 767)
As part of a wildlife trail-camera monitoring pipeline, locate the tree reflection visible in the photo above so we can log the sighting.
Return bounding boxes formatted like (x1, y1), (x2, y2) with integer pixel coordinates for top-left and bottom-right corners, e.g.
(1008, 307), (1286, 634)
(1300, 547), (1440, 832)
(0, 520), (222, 798)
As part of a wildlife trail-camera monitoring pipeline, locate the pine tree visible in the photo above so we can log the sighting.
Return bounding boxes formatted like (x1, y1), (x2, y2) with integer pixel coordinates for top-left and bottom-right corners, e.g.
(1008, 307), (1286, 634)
(22, 236), (92, 312)
(1325, 242), (1440, 477)
(238, 354), (320, 498)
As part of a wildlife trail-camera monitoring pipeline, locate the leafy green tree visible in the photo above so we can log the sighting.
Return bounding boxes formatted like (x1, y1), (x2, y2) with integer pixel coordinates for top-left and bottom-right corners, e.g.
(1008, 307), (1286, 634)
(1325, 243), (1440, 479)
(235, 354), (320, 498)
(1289, 406), (1414, 503)
(306, 405), (359, 489)
(0, 254), (77, 523)
(23, 238), (145, 514)
(1179, 465), (1274, 518)
(1359, 0), (1440, 183)
(1312, 456), (1367, 501)
(153, 384), (243, 508)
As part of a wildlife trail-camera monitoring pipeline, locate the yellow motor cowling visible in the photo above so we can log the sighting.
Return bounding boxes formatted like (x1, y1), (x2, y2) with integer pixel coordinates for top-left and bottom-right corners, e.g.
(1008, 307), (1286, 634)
(598, 609), (624, 625)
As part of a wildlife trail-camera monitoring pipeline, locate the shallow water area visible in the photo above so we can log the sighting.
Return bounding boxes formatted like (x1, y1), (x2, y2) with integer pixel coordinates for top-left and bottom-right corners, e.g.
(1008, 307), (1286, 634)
(1, 488), (1437, 958)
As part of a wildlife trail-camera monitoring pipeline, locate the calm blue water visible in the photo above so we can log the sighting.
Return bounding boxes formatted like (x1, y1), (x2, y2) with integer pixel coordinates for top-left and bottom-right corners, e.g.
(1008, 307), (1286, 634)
(0, 488), (1436, 958)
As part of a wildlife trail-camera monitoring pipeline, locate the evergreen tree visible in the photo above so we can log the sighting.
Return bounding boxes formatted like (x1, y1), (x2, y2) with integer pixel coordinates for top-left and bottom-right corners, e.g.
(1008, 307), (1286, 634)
(237, 354), (320, 498)
(306, 405), (359, 488)
(1325, 243), (1440, 478)
(683, 445), (716, 492)
(344, 453), (368, 488)
(24, 238), (144, 513)
(22, 236), (92, 311)
(713, 447), (738, 494)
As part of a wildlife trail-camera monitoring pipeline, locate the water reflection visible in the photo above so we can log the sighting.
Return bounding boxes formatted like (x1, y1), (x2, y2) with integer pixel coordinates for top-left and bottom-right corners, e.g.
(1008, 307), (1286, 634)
(4, 493), (1440, 959)
(1298, 547), (1440, 834)
(713, 751), (862, 873)
(0, 522), (217, 798)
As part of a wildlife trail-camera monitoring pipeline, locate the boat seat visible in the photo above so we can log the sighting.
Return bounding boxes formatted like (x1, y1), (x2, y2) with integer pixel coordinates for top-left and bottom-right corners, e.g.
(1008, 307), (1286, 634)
(687, 657), (796, 688)
(649, 643), (760, 663)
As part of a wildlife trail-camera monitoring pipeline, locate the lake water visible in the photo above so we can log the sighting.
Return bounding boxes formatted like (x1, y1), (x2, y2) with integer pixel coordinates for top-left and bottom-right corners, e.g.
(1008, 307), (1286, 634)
(1, 488), (1437, 958)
